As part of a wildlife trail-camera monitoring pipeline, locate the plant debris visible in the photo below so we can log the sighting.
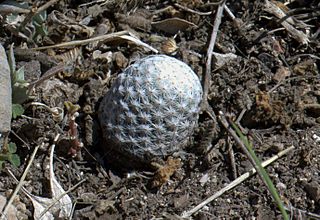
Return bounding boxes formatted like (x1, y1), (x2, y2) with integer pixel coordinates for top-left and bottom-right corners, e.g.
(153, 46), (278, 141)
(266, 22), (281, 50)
(0, 0), (319, 219)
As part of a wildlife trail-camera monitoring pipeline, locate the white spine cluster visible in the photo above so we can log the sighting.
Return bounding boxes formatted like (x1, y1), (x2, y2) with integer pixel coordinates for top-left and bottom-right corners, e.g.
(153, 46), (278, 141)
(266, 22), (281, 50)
(99, 55), (202, 162)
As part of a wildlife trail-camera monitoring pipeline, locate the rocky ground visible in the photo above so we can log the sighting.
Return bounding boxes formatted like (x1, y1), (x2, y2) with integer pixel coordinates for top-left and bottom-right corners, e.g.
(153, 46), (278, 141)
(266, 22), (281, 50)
(0, 0), (319, 219)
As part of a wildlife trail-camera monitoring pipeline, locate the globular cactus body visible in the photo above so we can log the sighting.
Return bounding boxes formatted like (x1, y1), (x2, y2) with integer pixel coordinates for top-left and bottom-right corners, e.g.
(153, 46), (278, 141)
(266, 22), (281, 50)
(99, 55), (202, 162)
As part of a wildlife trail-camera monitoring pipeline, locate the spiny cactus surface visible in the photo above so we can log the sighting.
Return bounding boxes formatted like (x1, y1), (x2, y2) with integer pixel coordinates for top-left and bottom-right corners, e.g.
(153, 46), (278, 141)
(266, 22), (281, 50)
(99, 55), (202, 162)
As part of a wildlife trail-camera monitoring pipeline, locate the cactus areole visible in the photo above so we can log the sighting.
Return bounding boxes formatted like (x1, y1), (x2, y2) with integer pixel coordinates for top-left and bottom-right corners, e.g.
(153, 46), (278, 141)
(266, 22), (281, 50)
(99, 55), (203, 163)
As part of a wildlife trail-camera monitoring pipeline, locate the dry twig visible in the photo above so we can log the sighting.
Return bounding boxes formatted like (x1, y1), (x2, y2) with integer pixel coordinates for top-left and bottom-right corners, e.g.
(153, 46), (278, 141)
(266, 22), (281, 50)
(286, 205), (320, 219)
(28, 63), (65, 90)
(174, 3), (212, 16)
(32, 31), (158, 53)
(0, 143), (44, 220)
(181, 145), (294, 218)
(264, 0), (309, 44)
(39, 179), (86, 219)
(227, 136), (237, 179)
(218, 111), (289, 219)
(201, 0), (225, 111)
(33, 30), (129, 50)
(0, 4), (30, 14)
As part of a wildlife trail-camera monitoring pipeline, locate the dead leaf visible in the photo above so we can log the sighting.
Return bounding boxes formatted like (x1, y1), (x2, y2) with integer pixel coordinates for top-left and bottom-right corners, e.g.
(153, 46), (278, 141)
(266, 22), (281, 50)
(151, 157), (182, 188)
(92, 50), (113, 62)
(55, 47), (82, 64)
(115, 12), (152, 32)
(39, 78), (83, 108)
(152, 18), (197, 34)
(293, 59), (318, 75)
(273, 66), (290, 82)
(47, 10), (94, 40)
(161, 38), (178, 54)
(95, 199), (115, 215)
(113, 51), (128, 69)
(0, 194), (18, 220)
(46, 142), (72, 218)
(14, 139), (72, 220)
(256, 91), (272, 113)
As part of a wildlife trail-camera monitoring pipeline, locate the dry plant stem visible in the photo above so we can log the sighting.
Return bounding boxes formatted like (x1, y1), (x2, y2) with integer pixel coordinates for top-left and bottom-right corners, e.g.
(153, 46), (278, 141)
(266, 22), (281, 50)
(0, 4), (30, 14)
(223, 5), (235, 20)
(68, 112), (83, 158)
(6, 134), (77, 219)
(218, 112), (289, 219)
(268, 75), (318, 94)
(18, 7), (36, 32)
(10, 130), (30, 150)
(206, 0), (226, 6)
(0, 143), (44, 220)
(6, 168), (85, 220)
(151, 6), (173, 15)
(181, 145), (295, 218)
(174, 3), (212, 16)
(303, 103), (320, 110)
(227, 136), (237, 179)
(264, 0), (309, 44)
(28, 63), (65, 90)
(285, 205), (320, 219)
(39, 178), (86, 219)
(119, 35), (158, 53)
(219, 112), (260, 169)
(201, 0), (225, 109)
(78, 0), (103, 7)
(28, 102), (64, 123)
(28, 102), (56, 113)
(37, 133), (63, 219)
(69, 202), (77, 220)
(36, 0), (60, 13)
(33, 30), (129, 50)
(287, 54), (320, 62)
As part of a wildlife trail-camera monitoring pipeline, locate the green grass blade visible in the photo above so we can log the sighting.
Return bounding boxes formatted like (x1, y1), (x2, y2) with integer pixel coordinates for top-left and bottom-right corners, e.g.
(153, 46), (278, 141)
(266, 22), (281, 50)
(231, 122), (289, 220)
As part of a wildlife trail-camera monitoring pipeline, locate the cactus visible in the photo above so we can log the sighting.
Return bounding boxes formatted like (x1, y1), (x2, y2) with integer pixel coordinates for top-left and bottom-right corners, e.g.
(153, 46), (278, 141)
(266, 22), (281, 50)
(99, 55), (202, 162)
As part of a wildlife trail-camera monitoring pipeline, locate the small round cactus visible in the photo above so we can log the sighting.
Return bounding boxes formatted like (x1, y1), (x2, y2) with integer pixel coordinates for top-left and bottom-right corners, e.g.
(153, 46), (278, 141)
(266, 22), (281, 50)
(99, 55), (202, 163)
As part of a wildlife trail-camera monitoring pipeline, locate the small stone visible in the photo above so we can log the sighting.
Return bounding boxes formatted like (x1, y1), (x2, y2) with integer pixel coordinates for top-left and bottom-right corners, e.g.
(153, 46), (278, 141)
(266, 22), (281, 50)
(303, 181), (320, 202)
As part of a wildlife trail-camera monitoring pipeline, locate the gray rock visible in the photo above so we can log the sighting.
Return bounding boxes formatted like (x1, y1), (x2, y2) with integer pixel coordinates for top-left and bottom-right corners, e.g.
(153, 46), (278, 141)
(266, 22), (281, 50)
(0, 44), (12, 134)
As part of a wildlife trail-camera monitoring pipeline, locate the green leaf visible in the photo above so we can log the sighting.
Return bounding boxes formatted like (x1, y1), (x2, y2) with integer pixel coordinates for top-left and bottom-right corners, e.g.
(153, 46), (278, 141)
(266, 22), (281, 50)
(33, 10), (47, 24)
(231, 122), (289, 220)
(12, 85), (29, 104)
(8, 43), (29, 105)
(32, 10), (48, 42)
(12, 103), (24, 118)
(8, 142), (17, 154)
(6, 14), (19, 24)
(0, 154), (9, 161)
(14, 66), (25, 82)
(8, 154), (21, 167)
